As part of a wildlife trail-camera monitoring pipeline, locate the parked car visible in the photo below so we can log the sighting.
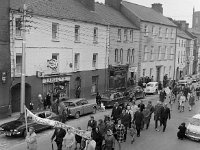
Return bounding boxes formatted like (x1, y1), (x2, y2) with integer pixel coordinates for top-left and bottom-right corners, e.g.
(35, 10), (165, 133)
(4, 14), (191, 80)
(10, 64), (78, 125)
(0, 110), (59, 137)
(127, 86), (145, 99)
(186, 114), (200, 141)
(145, 82), (158, 94)
(101, 91), (128, 108)
(63, 98), (97, 119)
(178, 80), (188, 87)
(184, 76), (193, 85)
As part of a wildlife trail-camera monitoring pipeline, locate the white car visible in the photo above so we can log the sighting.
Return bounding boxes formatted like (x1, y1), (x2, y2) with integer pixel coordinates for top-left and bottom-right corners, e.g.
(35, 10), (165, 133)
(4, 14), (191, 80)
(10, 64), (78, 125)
(145, 82), (158, 94)
(186, 114), (200, 141)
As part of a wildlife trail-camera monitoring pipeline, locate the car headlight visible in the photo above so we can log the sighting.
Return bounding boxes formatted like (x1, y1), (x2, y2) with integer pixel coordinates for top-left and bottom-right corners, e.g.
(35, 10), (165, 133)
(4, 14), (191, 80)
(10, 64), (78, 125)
(10, 129), (13, 132)
(0, 127), (3, 131)
(14, 129), (18, 132)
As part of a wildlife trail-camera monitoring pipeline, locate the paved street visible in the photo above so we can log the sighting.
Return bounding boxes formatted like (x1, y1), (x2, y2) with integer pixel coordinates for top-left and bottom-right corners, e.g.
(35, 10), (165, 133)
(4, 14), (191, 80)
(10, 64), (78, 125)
(1, 94), (200, 150)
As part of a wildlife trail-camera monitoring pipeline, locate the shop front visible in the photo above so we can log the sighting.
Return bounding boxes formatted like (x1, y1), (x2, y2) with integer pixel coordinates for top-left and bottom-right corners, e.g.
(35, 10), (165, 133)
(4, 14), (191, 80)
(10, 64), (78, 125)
(109, 65), (128, 90)
(42, 75), (71, 100)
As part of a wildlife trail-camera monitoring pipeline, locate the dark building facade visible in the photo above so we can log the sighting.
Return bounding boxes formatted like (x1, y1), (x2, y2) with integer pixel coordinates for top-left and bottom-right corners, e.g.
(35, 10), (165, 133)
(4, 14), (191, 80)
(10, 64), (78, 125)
(0, 0), (11, 118)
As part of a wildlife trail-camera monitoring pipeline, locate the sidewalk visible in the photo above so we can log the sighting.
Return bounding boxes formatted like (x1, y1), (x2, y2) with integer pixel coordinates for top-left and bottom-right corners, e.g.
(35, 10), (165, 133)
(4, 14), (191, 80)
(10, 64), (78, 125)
(0, 112), (20, 125)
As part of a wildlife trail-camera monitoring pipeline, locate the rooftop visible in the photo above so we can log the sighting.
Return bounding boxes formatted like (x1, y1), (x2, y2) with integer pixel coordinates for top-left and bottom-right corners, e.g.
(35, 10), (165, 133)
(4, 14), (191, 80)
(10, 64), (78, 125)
(177, 29), (192, 40)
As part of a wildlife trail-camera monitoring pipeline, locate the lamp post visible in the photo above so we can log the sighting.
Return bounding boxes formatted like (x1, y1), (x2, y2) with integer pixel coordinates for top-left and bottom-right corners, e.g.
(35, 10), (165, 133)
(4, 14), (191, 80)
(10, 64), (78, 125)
(20, 4), (27, 114)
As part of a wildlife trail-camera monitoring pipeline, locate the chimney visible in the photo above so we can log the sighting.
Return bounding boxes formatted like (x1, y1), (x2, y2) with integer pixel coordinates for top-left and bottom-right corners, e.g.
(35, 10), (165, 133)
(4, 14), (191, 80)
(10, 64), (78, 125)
(178, 20), (189, 31)
(151, 3), (163, 14)
(79, 0), (95, 11)
(105, 0), (122, 10)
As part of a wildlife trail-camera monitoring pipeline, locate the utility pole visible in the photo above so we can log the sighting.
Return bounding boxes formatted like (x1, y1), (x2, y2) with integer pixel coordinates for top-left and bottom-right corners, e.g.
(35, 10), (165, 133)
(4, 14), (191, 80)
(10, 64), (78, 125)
(20, 4), (27, 114)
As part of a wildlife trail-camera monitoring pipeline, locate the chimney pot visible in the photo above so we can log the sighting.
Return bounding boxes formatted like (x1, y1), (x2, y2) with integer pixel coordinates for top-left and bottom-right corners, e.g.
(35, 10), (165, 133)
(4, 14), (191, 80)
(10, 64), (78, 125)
(152, 3), (163, 14)
(79, 0), (95, 11)
(105, 0), (122, 10)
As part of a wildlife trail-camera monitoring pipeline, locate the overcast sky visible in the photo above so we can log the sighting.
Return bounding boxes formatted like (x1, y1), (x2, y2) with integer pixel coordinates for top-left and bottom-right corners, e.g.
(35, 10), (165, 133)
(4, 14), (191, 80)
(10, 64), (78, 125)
(95, 0), (200, 27)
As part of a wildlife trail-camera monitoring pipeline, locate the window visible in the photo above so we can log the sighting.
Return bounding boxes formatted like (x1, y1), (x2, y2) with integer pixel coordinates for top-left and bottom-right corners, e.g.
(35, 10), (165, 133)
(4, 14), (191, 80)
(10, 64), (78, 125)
(171, 29), (173, 38)
(158, 27), (162, 37)
(52, 22), (59, 40)
(150, 68), (153, 77)
(74, 53), (80, 71)
(164, 46), (167, 59)
(163, 66), (166, 76)
(127, 49), (130, 63)
(181, 40), (184, 47)
(93, 27), (98, 43)
(131, 49), (135, 63)
(16, 54), (22, 74)
(158, 46), (162, 60)
(118, 29), (121, 41)
(169, 66), (171, 77)
(144, 46), (148, 61)
(170, 47), (173, 59)
(130, 30), (133, 42)
(152, 26), (156, 35)
(150, 46), (154, 60)
(120, 49), (123, 64)
(179, 40), (181, 47)
(115, 49), (118, 63)
(196, 17), (198, 24)
(15, 18), (22, 37)
(92, 53), (98, 69)
(75, 25), (80, 42)
(143, 69), (146, 76)
(144, 25), (148, 36)
(91, 76), (98, 94)
(165, 28), (168, 38)
(124, 29), (128, 41)
(178, 51), (180, 63)
(52, 53), (59, 60)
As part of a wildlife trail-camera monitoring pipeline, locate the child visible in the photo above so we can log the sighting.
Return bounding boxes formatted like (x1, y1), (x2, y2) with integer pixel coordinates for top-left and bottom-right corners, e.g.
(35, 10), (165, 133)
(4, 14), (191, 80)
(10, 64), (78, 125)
(129, 123), (136, 144)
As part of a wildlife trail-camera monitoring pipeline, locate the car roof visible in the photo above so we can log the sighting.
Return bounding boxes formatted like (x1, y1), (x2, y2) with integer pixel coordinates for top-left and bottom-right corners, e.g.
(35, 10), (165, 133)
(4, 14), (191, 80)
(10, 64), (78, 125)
(147, 82), (158, 84)
(63, 98), (86, 103)
(192, 114), (200, 119)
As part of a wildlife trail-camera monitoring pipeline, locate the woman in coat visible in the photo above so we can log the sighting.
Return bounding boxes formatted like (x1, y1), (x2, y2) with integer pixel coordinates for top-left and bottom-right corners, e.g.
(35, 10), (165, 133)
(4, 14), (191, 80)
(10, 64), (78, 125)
(25, 127), (37, 150)
(92, 127), (103, 150)
(188, 92), (195, 111)
(104, 129), (115, 150)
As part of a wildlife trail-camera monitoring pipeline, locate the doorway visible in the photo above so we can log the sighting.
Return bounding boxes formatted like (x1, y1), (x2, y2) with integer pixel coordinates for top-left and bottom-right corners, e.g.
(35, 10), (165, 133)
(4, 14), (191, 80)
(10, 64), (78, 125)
(156, 66), (161, 82)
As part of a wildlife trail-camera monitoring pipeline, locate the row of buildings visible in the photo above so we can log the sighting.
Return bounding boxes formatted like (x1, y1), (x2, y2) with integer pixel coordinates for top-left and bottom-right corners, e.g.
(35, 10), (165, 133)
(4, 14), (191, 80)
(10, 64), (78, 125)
(0, 0), (200, 118)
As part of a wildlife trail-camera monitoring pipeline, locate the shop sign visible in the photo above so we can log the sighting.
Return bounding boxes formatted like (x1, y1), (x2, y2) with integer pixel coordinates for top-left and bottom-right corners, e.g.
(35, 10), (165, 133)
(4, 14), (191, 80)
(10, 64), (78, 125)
(47, 59), (58, 70)
(42, 76), (70, 83)
(129, 67), (137, 72)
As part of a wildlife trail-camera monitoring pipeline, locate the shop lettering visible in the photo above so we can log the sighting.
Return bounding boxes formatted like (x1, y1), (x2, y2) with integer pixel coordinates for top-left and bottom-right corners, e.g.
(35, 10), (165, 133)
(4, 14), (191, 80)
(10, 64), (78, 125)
(42, 76), (70, 83)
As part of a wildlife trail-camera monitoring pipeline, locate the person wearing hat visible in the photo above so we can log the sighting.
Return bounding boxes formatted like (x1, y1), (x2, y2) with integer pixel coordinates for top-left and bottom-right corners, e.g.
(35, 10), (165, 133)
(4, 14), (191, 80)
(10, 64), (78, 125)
(154, 101), (163, 132)
(160, 103), (171, 132)
(111, 102), (122, 124)
(25, 126), (37, 150)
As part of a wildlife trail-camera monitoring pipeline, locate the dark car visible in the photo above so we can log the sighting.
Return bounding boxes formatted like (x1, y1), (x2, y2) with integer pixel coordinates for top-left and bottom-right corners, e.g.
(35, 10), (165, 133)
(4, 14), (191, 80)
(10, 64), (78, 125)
(0, 110), (59, 137)
(127, 86), (145, 100)
(101, 91), (128, 108)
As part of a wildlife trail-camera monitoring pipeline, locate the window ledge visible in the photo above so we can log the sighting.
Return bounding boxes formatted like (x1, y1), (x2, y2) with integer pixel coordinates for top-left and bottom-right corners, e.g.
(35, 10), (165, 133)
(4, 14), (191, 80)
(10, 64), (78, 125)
(74, 41), (81, 43)
(52, 39), (60, 42)
(15, 36), (23, 40)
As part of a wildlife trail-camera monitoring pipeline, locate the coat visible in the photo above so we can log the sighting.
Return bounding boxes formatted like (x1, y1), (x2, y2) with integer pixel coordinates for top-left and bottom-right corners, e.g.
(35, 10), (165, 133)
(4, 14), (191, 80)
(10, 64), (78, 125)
(51, 128), (66, 143)
(111, 106), (122, 120)
(87, 120), (97, 130)
(120, 112), (131, 127)
(189, 96), (195, 106)
(25, 132), (37, 150)
(134, 111), (144, 126)
(160, 107), (171, 121)
(154, 104), (163, 121)
(159, 91), (166, 102)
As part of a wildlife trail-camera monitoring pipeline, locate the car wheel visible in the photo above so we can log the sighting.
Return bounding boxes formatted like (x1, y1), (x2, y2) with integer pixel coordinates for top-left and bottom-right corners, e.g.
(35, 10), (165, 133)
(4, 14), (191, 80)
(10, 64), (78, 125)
(75, 112), (80, 119)
(92, 107), (97, 114)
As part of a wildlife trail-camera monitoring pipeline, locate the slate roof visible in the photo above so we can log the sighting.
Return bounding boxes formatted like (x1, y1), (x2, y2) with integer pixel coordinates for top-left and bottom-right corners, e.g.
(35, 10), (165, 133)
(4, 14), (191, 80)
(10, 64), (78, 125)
(95, 2), (138, 29)
(10, 0), (107, 25)
(177, 29), (192, 40)
(122, 1), (176, 27)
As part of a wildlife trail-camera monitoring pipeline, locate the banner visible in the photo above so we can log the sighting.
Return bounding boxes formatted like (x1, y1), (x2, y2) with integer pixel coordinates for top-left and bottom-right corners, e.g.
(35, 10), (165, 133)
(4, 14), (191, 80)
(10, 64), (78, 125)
(25, 107), (91, 139)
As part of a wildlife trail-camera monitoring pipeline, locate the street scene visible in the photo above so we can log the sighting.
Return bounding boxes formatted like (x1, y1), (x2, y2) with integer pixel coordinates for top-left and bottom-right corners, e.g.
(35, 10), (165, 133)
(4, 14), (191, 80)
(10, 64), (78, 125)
(1, 0), (200, 150)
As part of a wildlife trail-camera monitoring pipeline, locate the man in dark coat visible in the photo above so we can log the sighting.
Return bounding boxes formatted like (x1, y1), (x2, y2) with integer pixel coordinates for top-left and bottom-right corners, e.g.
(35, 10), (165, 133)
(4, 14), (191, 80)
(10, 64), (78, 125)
(111, 102), (122, 124)
(159, 89), (166, 103)
(87, 115), (97, 131)
(138, 100), (145, 112)
(154, 101), (163, 131)
(145, 101), (154, 129)
(120, 109), (131, 141)
(160, 103), (171, 132)
(134, 108), (144, 137)
(51, 127), (66, 150)
(96, 92), (101, 107)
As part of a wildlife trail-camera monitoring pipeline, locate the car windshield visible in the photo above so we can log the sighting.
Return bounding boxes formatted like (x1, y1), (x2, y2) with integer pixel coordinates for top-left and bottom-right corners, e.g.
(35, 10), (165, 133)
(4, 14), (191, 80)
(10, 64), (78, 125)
(64, 102), (75, 107)
(190, 118), (200, 126)
(147, 83), (154, 87)
(102, 93), (111, 99)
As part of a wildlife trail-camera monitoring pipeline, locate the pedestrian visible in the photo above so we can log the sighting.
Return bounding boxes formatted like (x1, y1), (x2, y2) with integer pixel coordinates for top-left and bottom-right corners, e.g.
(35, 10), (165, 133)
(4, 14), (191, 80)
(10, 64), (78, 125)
(169, 90), (175, 110)
(51, 127), (66, 150)
(62, 129), (75, 150)
(154, 101), (163, 132)
(84, 137), (96, 150)
(145, 101), (154, 129)
(131, 101), (138, 117)
(179, 93), (186, 112)
(52, 99), (59, 115)
(29, 101), (34, 111)
(142, 107), (151, 130)
(126, 105), (133, 126)
(188, 92), (195, 111)
(97, 119), (106, 137)
(25, 126), (37, 150)
(105, 118), (115, 134)
(177, 122), (187, 140)
(76, 86), (81, 98)
(159, 89), (166, 103)
(75, 127), (82, 150)
(133, 107), (144, 137)
(120, 109), (131, 142)
(46, 92), (52, 109)
(160, 103), (171, 132)
(111, 102), (122, 124)
(59, 99), (68, 123)
(92, 127), (103, 150)
(96, 92), (101, 109)
(114, 119), (125, 150)
(196, 85), (200, 101)
(129, 123), (136, 144)
(158, 81), (162, 94)
(183, 85), (190, 101)
(37, 94), (44, 110)
(104, 129), (115, 150)
(87, 116), (97, 131)
(138, 100), (145, 112)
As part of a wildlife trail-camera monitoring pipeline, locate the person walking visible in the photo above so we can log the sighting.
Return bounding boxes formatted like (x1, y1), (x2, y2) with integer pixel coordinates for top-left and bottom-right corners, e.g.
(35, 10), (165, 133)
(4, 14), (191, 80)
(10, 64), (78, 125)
(87, 116), (97, 131)
(51, 127), (66, 150)
(160, 103), (171, 132)
(179, 93), (186, 112)
(111, 102), (122, 124)
(188, 92), (195, 111)
(92, 127), (103, 150)
(154, 101), (163, 132)
(84, 137), (96, 150)
(96, 92), (102, 109)
(196, 85), (200, 101)
(145, 101), (154, 129)
(138, 100), (145, 112)
(177, 122), (187, 140)
(158, 82), (162, 94)
(97, 119), (106, 137)
(114, 119), (125, 150)
(25, 127), (37, 150)
(120, 109), (131, 142)
(75, 127), (82, 150)
(169, 90), (175, 110)
(129, 123), (136, 144)
(142, 107), (151, 130)
(159, 89), (166, 103)
(104, 129), (115, 150)
(62, 129), (75, 150)
(133, 108), (144, 137)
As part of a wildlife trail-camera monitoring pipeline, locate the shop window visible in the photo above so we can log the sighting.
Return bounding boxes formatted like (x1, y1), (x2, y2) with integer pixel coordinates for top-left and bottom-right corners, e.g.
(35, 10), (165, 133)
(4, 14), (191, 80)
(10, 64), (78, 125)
(52, 22), (59, 40)
(74, 53), (80, 71)
(93, 27), (98, 43)
(75, 25), (80, 42)
(92, 53), (98, 69)
(91, 76), (98, 94)
(16, 54), (22, 74)
(15, 18), (22, 37)
(118, 29), (121, 41)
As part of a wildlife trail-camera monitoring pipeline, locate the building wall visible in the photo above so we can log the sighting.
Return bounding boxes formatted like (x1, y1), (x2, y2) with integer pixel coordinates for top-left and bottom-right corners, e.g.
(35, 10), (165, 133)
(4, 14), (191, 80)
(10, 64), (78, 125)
(0, 0), (11, 118)
(140, 22), (176, 82)
(193, 11), (200, 31)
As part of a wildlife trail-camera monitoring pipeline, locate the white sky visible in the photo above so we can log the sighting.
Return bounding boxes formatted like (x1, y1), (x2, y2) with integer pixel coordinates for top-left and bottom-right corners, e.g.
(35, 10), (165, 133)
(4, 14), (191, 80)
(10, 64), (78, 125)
(95, 0), (200, 28)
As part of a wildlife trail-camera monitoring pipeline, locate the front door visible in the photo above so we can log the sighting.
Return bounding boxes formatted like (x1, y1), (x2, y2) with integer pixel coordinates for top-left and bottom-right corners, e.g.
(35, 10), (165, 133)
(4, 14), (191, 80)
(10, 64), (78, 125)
(156, 67), (161, 82)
